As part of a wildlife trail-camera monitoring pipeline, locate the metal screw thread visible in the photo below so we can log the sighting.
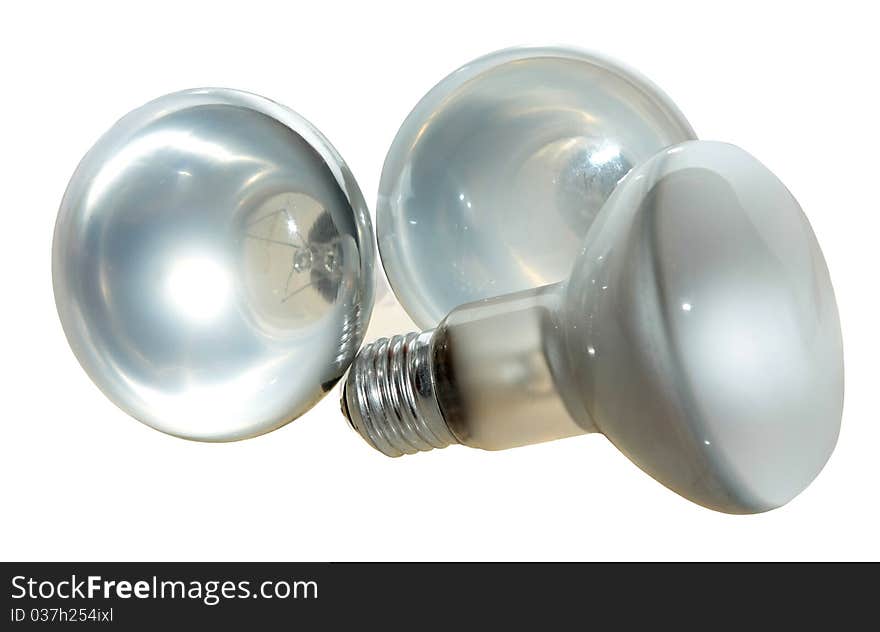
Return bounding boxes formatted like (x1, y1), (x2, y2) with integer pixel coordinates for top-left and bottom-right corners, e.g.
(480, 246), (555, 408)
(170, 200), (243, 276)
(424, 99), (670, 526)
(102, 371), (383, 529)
(341, 330), (459, 457)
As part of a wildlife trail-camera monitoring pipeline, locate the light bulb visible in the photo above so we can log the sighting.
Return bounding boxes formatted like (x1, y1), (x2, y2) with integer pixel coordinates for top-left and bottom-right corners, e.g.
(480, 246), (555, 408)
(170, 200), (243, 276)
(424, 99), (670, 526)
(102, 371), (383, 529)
(53, 88), (374, 441)
(378, 46), (696, 328)
(343, 141), (844, 514)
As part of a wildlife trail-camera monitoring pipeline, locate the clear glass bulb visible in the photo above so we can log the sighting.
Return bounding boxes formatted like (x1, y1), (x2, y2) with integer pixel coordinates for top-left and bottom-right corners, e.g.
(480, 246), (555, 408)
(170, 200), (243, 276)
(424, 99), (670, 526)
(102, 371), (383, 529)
(378, 46), (696, 328)
(53, 88), (374, 441)
(343, 141), (844, 514)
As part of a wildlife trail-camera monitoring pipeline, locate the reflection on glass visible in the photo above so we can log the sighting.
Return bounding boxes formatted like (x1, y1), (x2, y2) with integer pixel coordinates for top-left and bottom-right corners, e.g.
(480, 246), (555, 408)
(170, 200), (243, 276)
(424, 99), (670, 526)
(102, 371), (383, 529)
(165, 255), (231, 323)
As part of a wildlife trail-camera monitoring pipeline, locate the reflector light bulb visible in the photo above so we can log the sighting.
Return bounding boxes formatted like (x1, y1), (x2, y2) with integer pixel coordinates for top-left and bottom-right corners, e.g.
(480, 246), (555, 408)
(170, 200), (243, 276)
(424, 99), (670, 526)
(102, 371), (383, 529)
(53, 88), (375, 441)
(343, 141), (843, 514)
(377, 46), (696, 328)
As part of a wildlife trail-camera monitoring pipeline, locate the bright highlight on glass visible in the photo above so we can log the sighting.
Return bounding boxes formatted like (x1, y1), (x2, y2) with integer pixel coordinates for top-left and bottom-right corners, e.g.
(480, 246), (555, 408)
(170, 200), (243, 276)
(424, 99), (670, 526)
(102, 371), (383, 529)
(165, 255), (231, 323)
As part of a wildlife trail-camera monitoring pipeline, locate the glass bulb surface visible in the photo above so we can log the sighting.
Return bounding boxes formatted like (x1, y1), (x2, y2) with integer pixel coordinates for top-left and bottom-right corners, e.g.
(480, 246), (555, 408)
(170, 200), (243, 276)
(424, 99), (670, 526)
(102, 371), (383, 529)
(53, 88), (374, 441)
(378, 46), (696, 328)
(561, 140), (843, 513)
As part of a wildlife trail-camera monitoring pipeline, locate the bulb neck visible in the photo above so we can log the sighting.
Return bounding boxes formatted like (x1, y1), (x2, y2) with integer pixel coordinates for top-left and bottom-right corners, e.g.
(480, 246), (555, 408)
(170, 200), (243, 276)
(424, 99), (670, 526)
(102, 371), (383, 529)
(342, 284), (594, 457)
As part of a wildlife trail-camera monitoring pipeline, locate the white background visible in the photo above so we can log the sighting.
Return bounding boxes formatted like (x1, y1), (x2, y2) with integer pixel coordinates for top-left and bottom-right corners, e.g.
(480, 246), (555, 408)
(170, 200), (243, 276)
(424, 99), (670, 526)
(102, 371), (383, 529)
(2, 1), (878, 561)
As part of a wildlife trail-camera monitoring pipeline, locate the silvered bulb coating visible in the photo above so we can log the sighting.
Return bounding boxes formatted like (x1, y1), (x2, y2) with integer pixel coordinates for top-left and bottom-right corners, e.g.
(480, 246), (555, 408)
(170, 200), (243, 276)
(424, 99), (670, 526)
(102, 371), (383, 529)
(560, 141), (843, 512)
(378, 46), (696, 328)
(344, 141), (843, 514)
(53, 89), (374, 441)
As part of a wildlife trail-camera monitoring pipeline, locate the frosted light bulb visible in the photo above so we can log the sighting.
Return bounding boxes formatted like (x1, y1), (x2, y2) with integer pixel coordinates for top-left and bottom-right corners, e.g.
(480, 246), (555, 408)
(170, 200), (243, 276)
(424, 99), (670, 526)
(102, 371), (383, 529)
(343, 141), (844, 514)
(378, 46), (696, 328)
(53, 88), (374, 441)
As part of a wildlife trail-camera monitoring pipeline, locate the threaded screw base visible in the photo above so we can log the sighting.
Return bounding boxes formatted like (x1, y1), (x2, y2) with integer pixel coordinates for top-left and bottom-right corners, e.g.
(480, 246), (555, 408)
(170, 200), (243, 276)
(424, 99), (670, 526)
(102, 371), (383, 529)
(341, 330), (458, 457)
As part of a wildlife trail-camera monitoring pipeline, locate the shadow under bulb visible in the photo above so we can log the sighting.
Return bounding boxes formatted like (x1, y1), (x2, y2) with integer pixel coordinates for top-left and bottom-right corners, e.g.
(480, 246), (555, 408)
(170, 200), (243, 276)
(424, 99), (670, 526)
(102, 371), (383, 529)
(343, 140), (844, 515)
